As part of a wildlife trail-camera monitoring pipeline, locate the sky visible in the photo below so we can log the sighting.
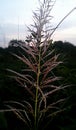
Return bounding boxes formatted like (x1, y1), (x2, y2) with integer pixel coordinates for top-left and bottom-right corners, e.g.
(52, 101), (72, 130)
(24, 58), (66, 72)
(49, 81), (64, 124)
(0, 0), (76, 47)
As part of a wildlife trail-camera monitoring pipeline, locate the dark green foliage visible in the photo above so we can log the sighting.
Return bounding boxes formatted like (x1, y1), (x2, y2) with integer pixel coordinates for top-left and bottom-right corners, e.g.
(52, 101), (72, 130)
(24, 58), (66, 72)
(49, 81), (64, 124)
(0, 46), (31, 130)
(0, 113), (7, 129)
(0, 41), (76, 129)
(52, 41), (76, 130)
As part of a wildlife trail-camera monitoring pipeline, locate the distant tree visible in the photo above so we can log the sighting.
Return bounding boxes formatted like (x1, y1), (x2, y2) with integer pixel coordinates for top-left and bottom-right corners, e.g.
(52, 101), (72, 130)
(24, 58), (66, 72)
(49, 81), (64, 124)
(9, 39), (25, 47)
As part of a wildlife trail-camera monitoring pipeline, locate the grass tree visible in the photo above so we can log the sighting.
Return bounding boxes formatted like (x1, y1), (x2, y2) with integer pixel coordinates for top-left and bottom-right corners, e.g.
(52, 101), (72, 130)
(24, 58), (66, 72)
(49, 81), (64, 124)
(0, 0), (76, 130)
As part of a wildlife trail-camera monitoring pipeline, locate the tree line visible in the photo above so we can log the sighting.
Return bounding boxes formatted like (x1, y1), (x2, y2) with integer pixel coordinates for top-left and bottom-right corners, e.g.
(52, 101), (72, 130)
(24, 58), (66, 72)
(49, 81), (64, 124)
(0, 40), (76, 130)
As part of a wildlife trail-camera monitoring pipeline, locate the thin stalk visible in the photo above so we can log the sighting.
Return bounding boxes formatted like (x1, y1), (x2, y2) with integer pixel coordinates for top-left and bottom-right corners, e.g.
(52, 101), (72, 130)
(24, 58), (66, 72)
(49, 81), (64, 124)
(51, 7), (76, 36)
(34, 46), (41, 130)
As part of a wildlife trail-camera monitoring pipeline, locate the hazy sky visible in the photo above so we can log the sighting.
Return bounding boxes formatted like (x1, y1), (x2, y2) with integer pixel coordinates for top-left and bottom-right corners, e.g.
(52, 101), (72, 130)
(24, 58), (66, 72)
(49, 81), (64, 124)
(0, 0), (76, 47)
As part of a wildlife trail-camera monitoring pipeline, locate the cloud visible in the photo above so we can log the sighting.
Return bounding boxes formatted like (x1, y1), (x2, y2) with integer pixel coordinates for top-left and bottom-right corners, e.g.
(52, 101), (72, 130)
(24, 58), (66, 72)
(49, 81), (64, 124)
(0, 19), (76, 47)
(52, 26), (76, 45)
(0, 23), (28, 47)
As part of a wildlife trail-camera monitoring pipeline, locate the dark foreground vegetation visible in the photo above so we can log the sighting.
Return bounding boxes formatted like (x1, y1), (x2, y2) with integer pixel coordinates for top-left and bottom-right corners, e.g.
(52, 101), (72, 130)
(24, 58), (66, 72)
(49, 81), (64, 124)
(0, 41), (76, 130)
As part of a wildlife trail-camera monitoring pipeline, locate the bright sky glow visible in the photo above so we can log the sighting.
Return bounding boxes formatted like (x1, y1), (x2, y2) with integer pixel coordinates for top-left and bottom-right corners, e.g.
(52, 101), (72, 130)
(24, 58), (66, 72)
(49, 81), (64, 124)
(0, 0), (76, 47)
